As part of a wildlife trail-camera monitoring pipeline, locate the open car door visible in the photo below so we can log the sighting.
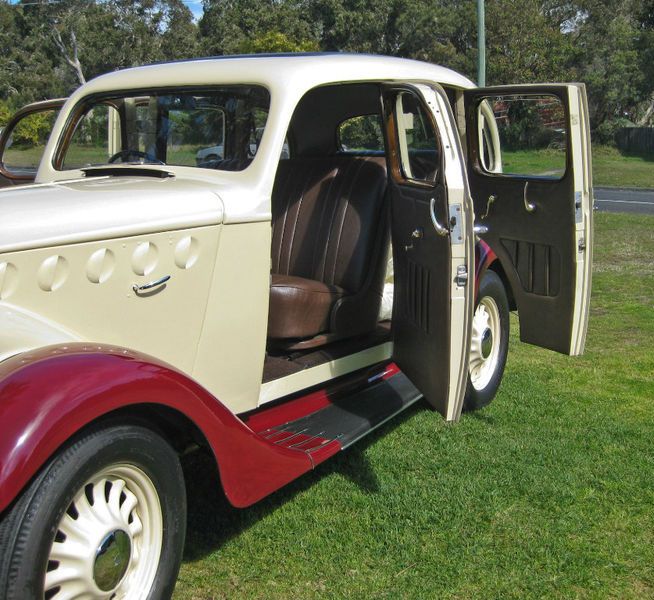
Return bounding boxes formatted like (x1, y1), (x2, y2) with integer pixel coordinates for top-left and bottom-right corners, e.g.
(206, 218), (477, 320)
(385, 84), (474, 421)
(464, 84), (593, 355)
(0, 99), (64, 188)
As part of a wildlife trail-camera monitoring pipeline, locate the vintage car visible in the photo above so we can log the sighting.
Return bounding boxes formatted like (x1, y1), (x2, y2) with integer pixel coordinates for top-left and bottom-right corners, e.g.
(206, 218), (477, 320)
(0, 99), (66, 188)
(0, 54), (593, 599)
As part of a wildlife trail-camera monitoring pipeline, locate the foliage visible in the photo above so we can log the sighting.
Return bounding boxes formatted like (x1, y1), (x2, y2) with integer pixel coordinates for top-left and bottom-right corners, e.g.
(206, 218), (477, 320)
(238, 31), (319, 54)
(338, 115), (384, 151)
(1, 0), (653, 143)
(0, 100), (11, 128)
(12, 110), (55, 146)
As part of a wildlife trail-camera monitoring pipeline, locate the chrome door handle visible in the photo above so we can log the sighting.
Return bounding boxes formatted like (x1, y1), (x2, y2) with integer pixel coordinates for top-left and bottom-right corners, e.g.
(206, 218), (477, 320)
(481, 194), (496, 220)
(523, 181), (536, 213)
(429, 197), (450, 237)
(133, 274), (171, 293)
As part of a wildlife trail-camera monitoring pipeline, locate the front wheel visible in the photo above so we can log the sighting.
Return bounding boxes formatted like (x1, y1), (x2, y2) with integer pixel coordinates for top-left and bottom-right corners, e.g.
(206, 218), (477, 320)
(0, 424), (186, 600)
(464, 270), (510, 411)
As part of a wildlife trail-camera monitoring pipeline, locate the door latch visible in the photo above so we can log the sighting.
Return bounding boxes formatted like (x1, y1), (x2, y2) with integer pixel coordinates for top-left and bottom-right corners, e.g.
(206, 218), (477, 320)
(578, 238), (586, 252)
(455, 265), (468, 287)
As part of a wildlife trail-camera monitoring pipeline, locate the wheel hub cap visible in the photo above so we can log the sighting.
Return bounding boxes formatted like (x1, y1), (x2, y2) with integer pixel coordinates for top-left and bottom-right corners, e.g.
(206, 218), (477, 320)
(93, 529), (131, 591)
(481, 328), (493, 359)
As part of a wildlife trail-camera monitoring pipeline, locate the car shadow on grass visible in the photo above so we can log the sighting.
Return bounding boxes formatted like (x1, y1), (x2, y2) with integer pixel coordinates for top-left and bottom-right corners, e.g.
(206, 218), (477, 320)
(180, 400), (427, 562)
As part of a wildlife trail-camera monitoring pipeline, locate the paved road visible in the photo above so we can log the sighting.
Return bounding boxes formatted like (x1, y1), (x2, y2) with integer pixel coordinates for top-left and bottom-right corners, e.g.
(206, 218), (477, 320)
(594, 187), (654, 215)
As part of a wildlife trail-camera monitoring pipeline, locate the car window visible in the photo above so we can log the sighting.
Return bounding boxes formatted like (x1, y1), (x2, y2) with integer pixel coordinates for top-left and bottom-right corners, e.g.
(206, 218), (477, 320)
(59, 86), (271, 172)
(2, 108), (59, 176)
(477, 94), (567, 179)
(338, 115), (384, 153)
(62, 104), (120, 169)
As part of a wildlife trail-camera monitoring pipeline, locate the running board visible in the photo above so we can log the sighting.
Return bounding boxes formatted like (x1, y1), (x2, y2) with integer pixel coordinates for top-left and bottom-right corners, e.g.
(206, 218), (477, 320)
(252, 371), (422, 461)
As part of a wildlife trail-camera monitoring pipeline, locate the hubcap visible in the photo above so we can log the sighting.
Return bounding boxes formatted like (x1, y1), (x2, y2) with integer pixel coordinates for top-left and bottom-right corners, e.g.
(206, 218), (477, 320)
(481, 328), (493, 359)
(94, 530), (131, 591)
(45, 465), (163, 599)
(469, 295), (502, 391)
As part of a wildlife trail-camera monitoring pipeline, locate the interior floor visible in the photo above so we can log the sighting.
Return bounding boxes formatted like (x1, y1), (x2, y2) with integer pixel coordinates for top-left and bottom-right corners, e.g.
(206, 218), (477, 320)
(263, 321), (391, 383)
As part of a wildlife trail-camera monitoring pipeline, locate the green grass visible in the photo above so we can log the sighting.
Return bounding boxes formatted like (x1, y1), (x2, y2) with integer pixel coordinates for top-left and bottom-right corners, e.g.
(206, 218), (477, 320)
(592, 146), (654, 188)
(173, 212), (654, 599)
(502, 145), (654, 189)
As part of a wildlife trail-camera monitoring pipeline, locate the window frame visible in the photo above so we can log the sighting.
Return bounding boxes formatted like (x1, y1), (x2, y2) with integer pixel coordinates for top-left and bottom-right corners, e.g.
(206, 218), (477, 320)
(383, 86), (444, 190)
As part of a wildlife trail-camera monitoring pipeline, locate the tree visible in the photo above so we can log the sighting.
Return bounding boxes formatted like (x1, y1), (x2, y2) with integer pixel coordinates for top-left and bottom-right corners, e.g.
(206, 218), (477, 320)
(485, 0), (576, 85)
(200, 0), (316, 56)
(7, 0), (200, 102)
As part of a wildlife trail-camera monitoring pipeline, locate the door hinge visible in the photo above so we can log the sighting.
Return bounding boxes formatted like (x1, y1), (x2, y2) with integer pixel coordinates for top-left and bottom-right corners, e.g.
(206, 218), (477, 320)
(455, 265), (468, 287)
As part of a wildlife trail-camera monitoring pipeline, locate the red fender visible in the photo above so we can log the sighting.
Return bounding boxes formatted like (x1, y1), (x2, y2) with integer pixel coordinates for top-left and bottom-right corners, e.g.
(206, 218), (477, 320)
(0, 343), (332, 512)
(474, 238), (498, 298)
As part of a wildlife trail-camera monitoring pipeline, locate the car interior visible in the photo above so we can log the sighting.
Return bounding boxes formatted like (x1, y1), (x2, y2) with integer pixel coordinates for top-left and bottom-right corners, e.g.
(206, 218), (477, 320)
(263, 82), (424, 384)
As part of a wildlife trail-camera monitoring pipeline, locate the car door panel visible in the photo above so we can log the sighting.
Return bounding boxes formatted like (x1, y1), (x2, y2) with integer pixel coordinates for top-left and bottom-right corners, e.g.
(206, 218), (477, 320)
(386, 84), (473, 420)
(464, 84), (592, 355)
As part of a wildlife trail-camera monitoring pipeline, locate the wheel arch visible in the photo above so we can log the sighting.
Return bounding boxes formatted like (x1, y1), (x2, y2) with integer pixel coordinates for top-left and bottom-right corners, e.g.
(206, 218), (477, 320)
(0, 343), (314, 514)
(475, 239), (516, 311)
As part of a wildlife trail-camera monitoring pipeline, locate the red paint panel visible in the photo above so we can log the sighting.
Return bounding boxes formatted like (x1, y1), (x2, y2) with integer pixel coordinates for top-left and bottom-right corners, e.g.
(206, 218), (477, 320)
(475, 239), (497, 297)
(0, 344), (314, 511)
(244, 388), (334, 433)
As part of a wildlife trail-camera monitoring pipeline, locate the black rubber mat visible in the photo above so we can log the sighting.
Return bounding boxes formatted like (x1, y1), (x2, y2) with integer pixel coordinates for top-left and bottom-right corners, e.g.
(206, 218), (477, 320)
(266, 372), (422, 450)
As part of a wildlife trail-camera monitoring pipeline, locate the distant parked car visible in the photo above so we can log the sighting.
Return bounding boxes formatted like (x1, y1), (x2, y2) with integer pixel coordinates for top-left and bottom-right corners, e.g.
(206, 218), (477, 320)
(195, 128), (289, 167)
(195, 143), (224, 165)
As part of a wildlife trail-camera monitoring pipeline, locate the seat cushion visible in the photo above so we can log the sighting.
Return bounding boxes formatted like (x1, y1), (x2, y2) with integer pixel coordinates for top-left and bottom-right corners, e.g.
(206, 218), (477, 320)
(268, 274), (345, 340)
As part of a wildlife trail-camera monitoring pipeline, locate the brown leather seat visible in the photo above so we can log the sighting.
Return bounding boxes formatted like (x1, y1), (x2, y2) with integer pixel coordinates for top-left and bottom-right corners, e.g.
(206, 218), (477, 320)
(269, 156), (389, 344)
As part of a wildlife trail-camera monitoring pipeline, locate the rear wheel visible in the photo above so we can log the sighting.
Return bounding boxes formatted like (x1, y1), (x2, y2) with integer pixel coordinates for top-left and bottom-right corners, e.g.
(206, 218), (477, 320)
(464, 270), (510, 411)
(0, 424), (186, 600)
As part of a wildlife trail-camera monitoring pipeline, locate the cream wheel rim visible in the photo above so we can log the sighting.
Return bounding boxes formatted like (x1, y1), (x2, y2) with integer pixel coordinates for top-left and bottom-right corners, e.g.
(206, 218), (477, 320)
(44, 464), (163, 599)
(469, 295), (501, 391)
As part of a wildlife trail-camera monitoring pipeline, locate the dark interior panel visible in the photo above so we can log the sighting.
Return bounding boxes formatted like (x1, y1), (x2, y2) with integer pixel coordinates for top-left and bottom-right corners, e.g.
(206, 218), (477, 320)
(501, 239), (561, 297)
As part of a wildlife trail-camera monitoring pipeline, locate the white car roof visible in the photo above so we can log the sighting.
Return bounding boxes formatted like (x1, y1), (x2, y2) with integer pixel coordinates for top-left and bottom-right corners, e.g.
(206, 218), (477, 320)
(76, 53), (476, 98)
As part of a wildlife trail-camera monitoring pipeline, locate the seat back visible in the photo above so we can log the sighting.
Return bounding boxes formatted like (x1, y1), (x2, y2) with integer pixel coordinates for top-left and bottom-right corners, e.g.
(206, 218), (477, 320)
(271, 156), (389, 339)
(271, 156), (387, 294)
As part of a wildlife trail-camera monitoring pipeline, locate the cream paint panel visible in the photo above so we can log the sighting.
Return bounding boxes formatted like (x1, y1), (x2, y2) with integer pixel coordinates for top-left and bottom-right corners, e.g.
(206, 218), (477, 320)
(260, 343), (394, 406)
(0, 176), (224, 254)
(193, 222), (271, 414)
(417, 84), (474, 422)
(568, 85), (594, 356)
(0, 303), (80, 362)
(0, 225), (219, 373)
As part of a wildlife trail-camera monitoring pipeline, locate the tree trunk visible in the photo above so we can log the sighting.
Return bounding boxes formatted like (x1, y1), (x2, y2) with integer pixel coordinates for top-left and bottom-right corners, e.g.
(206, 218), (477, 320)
(52, 28), (86, 86)
(637, 95), (654, 127)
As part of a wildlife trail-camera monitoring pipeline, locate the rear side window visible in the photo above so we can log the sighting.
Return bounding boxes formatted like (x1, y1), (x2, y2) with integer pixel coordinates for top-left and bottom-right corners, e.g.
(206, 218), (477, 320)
(338, 115), (384, 153)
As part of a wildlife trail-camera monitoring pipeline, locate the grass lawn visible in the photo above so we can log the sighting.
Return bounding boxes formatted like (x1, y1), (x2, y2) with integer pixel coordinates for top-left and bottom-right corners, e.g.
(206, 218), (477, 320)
(592, 146), (654, 188)
(502, 145), (654, 189)
(173, 211), (654, 599)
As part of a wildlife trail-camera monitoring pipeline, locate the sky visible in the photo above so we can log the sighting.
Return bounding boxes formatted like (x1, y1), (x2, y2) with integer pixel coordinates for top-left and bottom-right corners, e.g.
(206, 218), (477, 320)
(7, 0), (205, 21)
